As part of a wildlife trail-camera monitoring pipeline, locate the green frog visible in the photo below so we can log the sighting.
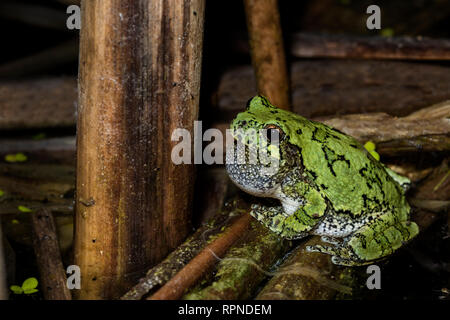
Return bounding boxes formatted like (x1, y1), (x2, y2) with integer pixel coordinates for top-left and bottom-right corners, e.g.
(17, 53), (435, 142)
(225, 95), (418, 266)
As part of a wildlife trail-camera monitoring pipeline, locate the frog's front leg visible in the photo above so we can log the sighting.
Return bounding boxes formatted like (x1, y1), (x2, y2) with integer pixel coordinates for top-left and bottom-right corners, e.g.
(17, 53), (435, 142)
(250, 175), (329, 239)
(250, 203), (311, 239)
(307, 211), (419, 266)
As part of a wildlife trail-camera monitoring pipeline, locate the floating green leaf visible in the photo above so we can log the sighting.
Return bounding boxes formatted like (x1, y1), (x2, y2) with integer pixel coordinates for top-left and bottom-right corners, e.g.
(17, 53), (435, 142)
(0, 189), (4, 197)
(5, 153), (28, 163)
(10, 285), (23, 294)
(22, 277), (39, 294)
(5, 154), (16, 162)
(10, 277), (39, 295)
(18, 205), (33, 213)
(380, 28), (394, 37)
(15, 153), (27, 162)
(11, 219), (19, 225)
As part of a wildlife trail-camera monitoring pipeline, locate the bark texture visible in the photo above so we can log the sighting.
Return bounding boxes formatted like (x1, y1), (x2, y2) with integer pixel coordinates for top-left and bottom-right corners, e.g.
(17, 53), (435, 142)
(75, 0), (205, 299)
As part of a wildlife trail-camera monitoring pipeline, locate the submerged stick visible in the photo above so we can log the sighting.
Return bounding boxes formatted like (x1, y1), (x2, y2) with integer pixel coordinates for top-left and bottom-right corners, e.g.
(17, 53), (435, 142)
(31, 208), (71, 300)
(256, 237), (352, 300)
(183, 220), (291, 300)
(148, 213), (252, 300)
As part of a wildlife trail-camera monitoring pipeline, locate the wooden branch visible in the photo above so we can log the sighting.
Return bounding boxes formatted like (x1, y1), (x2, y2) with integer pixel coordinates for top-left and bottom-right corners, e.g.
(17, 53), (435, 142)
(31, 208), (71, 300)
(0, 77), (77, 130)
(75, 0), (205, 299)
(256, 236), (353, 300)
(148, 213), (252, 300)
(217, 60), (450, 119)
(291, 33), (450, 61)
(319, 101), (450, 156)
(243, 0), (290, 110)
(183, 219), (291, 300)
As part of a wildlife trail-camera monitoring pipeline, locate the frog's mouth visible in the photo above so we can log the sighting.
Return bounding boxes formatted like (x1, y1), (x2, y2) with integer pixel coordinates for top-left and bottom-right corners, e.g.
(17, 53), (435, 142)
(226, 162), (282, 200)
(227, 171), (279, 198)
(225, 136), (285, 198)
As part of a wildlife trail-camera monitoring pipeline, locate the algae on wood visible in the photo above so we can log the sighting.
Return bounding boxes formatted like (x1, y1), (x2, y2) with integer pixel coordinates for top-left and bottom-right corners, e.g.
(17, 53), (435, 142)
(256, 236), (354, 300)
(184, 218), (291, 300)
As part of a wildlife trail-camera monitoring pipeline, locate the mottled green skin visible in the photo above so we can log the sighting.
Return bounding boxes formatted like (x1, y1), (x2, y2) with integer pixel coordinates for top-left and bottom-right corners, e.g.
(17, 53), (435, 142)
(226, 96), (419, 266)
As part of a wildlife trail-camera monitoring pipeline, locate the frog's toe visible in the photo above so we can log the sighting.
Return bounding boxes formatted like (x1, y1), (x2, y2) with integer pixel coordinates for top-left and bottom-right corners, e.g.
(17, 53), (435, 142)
(331, 256), (354, 266)
(306, 244), (336, 255)
(320, 236), (342, 245)
(250, 204), (266, 219)
(331, 256), (371, 266)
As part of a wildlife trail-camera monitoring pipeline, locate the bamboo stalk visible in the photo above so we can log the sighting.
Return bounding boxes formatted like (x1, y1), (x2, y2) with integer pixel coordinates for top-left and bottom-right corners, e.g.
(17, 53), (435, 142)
(243, 0), (290, 110)
(75, 0), (205, 299)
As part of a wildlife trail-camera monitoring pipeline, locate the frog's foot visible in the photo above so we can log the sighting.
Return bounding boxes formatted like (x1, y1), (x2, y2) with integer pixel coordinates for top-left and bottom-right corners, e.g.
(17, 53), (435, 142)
(306, 243), (352, 256)
(250, 203), (288, 234)
(306, 242), (362, 266)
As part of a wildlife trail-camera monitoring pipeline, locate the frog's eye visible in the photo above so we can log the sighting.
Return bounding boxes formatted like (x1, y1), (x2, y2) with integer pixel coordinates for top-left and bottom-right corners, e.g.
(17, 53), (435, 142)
(263, 124), (285, 144)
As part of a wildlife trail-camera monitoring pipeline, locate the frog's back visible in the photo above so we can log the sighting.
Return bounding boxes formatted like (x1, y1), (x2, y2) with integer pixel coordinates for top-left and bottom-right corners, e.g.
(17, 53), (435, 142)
(286, 114), (408, 218)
